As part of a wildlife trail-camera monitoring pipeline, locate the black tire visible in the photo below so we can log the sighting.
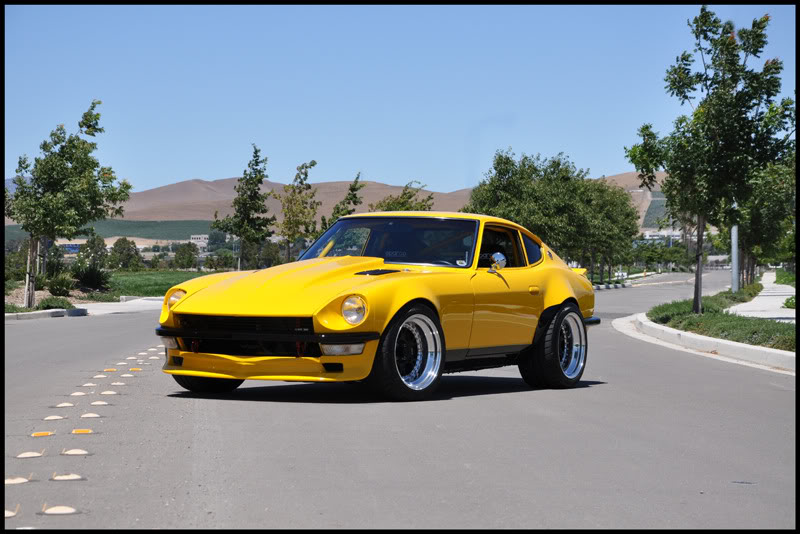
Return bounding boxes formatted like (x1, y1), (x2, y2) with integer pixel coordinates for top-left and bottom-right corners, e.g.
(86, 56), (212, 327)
(519, 302), (587, 389)
(172, 374), (244, 394)
(366, 304), (446, 401)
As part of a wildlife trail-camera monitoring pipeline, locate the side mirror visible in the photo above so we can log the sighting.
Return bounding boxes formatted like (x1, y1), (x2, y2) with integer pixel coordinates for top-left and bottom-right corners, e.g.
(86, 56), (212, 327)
(488, 252), (507, 273)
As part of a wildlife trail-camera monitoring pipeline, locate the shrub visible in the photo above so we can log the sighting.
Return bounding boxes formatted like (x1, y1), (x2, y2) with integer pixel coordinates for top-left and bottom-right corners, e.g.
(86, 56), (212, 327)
(45, 244), (66, 278)
(35, 296), (74, 310)
(72, 261), (111, 290)
(47, 273), (76, 297)
(35, 273), (48, 291)
(784, 296), (796, 309)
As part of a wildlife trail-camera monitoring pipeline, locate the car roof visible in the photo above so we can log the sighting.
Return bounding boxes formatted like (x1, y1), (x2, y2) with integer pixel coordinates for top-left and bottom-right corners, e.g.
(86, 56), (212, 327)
(340, 211), (530, 232)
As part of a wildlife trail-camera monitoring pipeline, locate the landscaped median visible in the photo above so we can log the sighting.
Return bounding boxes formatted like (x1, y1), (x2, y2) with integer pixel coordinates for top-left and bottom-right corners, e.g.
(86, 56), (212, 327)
(638, 282), (796, 370)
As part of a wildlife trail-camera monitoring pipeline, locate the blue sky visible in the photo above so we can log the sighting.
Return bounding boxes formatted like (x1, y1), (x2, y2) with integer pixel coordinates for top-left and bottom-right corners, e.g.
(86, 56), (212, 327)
(4, 5), (796, 193)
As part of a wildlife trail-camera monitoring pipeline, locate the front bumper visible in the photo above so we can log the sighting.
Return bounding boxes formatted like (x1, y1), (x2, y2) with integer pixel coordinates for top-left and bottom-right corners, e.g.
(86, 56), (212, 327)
(156, 326), (381, 382)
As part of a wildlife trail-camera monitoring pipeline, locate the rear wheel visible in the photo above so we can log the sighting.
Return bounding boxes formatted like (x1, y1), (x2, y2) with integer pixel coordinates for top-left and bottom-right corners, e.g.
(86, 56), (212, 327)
(172, 374), (244, 394)
(519, 303), (587, 388)
(367, 305), (445, 401)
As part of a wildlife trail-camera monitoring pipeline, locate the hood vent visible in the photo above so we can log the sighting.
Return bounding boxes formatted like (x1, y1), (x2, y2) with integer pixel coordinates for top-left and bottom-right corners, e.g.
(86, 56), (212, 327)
(355, 269), (401, 276)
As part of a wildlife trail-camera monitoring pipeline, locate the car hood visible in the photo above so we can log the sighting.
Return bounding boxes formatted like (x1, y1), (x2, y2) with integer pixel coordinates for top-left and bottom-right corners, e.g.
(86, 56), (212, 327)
(172, 256), (394, 317)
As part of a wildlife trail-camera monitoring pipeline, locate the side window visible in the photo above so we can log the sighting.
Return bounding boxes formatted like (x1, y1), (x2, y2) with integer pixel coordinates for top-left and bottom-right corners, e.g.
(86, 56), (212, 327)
(522, 234), (542, 265)
(478, 227), (524, 268)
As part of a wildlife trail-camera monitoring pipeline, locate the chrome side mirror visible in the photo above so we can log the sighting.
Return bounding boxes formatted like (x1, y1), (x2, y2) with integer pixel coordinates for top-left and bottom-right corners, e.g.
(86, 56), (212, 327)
(488, 252), (507, 273)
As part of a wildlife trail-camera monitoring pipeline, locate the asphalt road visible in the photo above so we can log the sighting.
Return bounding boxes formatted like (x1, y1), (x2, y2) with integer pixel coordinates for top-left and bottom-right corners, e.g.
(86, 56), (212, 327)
(4, 269), (795, 528)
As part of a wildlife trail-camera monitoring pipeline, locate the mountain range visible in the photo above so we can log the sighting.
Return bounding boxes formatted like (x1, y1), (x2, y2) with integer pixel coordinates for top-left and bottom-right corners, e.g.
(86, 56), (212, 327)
(5, 171), (665, 229)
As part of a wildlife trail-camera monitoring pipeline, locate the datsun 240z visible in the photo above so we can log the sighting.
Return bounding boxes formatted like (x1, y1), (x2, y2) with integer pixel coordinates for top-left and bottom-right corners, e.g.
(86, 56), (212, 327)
(156, 212), (600, 401)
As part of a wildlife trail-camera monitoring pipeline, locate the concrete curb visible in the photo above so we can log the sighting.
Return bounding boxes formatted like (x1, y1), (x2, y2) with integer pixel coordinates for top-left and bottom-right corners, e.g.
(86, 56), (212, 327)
(634, 312), (795, 371)
(593, 282), (631, 290)
(5, 308), (66, 320)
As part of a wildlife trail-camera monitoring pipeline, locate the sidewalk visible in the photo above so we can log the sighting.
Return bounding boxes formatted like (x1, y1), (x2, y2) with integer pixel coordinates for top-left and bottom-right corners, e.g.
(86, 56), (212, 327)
(726, 271), (796, 324)
(76, 296), (164, 316)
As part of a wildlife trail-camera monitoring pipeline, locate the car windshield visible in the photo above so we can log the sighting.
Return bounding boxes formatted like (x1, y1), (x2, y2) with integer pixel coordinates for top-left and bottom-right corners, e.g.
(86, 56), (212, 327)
(300, 217), (479, 268)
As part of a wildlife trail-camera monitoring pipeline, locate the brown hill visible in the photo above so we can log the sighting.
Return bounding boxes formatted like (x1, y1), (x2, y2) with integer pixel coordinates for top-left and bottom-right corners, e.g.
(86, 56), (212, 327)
(598, 171), (667, 228)
(4, 172), (663, 229)
(109, 177), (472, 222)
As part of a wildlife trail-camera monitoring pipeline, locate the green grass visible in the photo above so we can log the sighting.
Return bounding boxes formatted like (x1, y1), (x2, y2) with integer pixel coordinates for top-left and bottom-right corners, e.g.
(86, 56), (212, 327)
(81, 270), (213, 301)
(647, 282), (794, 352)
(4, 220), (215, 244)
(5, 303), (32, 313)
(776, 268), (795, 288)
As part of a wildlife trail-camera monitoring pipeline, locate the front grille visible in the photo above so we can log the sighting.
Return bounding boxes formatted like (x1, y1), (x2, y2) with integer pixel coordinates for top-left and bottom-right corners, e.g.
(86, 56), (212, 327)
(176, 314), (314, 334)
(174, 314), (318, 357)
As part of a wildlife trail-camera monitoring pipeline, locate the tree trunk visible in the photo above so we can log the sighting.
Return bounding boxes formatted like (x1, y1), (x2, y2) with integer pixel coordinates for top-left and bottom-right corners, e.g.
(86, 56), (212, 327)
(608, 259), (612, 281)
(590, 250), (596, 284)
(692, 215), (705, 314)
(286, 239), (291, 263)
(24, 236), (37, 309)
(599, 257), (604, 284)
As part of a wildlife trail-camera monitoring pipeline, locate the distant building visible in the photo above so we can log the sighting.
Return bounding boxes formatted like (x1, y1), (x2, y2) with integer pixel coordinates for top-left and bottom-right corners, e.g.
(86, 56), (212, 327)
(190, 234), (209, 252)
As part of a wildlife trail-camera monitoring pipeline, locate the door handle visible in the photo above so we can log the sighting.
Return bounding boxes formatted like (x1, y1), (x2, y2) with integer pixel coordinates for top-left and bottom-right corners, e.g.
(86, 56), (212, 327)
(529, 286), (540, 295)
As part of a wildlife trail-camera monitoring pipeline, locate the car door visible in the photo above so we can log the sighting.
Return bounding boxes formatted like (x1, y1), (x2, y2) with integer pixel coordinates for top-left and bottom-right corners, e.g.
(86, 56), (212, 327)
(467, 225), (544, 356)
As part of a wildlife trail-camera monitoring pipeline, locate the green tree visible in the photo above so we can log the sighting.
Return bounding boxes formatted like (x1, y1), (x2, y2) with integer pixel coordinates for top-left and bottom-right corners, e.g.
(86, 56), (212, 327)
(207, 229), (227, 252)
(108, 237), (144, 270)
(317, 172), (365, 237)
(369, 180), (434, 212)
(463, 150), (631, 269)
(211, 144), (276, 270)
(5, 100), (131, 307)
(273, 160), (321, 262)
(625, 6), (795, 313)
(174, 242), (199, 269)
(78, 231), (109, 268)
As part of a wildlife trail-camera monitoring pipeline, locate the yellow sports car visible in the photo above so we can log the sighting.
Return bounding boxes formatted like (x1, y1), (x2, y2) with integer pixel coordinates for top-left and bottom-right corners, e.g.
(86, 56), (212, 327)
(156, 211), (599, 401)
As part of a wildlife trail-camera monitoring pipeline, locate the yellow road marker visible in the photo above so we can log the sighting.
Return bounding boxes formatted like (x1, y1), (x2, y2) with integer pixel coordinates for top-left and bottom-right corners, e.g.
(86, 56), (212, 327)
(100, 390), (117, 395)
(61, 449), (88, 456)
(103, 368), (117, 372)
(16, 450), (44, 459)
(71, 429), (93, 434)
(5, 504), (20, 518)
(43, 415), (64, 421)
(55, 402), (74, 408)
(130, 368), (143, 371)
(31, 431), (54, 438)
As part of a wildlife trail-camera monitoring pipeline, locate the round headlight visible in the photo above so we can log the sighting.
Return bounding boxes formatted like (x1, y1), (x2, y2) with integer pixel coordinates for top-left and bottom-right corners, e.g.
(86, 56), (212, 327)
(342, 295), (366, 325)
(167, 290), (186, 309)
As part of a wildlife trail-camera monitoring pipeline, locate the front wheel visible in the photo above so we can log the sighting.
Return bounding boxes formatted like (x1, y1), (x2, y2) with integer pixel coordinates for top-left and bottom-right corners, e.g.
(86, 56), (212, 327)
(366, 305), (445, 401)
(519, 303), (587, 388)
(172, 374), (244, 394)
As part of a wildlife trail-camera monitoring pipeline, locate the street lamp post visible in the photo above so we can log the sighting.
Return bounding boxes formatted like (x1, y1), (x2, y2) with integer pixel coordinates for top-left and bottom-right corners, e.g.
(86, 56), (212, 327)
(731, 202), (739, 292)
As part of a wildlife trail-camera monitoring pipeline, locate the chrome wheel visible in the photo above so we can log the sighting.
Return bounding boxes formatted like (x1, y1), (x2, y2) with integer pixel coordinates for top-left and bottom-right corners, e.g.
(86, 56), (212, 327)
(558, 311), (586, 379)
(393, 313), (443, 391)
